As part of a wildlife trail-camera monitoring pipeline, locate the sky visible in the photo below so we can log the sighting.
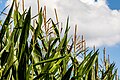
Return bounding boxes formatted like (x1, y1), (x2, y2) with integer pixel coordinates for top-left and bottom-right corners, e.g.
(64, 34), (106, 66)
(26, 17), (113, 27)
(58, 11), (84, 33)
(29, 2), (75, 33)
(0, 0), (120, 75)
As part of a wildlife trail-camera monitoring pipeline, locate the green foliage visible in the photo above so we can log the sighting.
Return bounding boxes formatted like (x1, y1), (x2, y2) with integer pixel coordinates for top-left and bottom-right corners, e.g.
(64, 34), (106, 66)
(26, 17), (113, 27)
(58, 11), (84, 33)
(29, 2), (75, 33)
(0, 1), (118, 80)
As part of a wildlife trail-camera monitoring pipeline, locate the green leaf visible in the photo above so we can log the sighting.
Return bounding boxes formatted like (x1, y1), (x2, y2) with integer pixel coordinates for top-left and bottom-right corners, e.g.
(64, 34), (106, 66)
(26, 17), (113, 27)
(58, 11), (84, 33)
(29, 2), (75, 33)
(1, 51), (9, 67)
(18, 7), (31, 61)
(35, 8), (43, 40)
(0, 1), (14, 42)
(34, 56), (65, 66)
(78, 51), (92, 74)
(82, 50), (98, 75)
(56, 33), (67, 52)
(61, 65), (73, 80)
(18, 42), (29, 80)
(110, 69), (117, 80)
(0, 20), (2, 25)
(38, 32), (47, 52)
(45, 38), (59, 59)
(52, 20), (60, 40)
(49, 58), (63, 73)
(2, 43), (15, 79)
(102, 63), (115, 79)
(95, 55), (98, 79)
(65, 17), (70, 34)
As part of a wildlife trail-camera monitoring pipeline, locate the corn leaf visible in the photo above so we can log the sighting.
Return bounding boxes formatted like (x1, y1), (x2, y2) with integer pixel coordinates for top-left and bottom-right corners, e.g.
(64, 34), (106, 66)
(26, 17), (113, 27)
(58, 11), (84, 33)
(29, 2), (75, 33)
(18, 7), (31, 61)
(61, 65), (73, 80)
(34, 56), (65, 66)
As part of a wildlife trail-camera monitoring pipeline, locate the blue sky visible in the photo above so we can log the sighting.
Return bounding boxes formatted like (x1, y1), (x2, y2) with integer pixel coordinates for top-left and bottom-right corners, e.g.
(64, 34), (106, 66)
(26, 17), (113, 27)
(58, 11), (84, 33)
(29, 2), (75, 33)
(107, 0), (120, 10)
(0, 0), (6, 20)
(0, 0), (6, 11)
(0, 0), (120, 76)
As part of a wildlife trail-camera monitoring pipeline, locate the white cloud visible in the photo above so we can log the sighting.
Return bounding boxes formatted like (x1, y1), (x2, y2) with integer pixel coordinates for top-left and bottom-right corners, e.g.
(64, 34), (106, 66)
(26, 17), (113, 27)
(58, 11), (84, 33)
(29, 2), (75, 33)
(5, 0), (120, 47)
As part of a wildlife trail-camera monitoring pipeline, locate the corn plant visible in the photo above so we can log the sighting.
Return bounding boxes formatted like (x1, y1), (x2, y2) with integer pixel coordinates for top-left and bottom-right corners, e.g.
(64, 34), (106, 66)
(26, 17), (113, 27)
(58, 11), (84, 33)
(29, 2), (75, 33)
(0, 0), (119, 80)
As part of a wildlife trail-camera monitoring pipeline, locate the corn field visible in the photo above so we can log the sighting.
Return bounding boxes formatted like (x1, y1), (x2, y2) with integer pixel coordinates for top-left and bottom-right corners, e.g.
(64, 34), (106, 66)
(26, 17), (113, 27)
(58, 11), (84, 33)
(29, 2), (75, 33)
(0, 0), (119, 80)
